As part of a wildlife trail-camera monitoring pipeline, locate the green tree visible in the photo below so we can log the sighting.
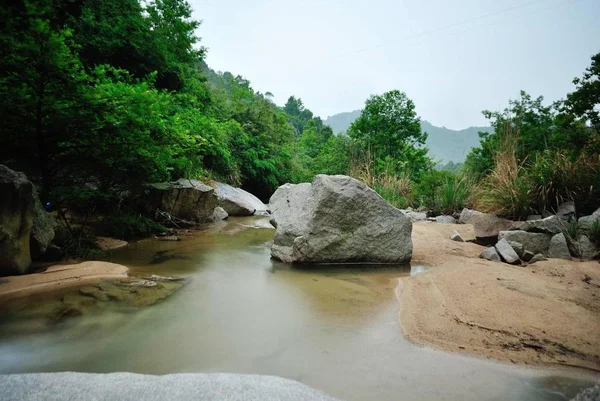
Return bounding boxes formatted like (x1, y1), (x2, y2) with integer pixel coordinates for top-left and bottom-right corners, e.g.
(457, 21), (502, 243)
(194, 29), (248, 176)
(348, 90), (429, 177)
(566, 52), (600, 132)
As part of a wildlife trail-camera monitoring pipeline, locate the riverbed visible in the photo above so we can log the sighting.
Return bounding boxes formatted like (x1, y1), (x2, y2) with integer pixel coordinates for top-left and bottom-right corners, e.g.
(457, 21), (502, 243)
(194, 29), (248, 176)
(0, 217), (596, 400)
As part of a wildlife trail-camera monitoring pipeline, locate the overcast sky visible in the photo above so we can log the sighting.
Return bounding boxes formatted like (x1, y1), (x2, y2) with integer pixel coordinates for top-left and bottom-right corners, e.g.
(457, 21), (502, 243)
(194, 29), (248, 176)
(190, 0), (599, 129)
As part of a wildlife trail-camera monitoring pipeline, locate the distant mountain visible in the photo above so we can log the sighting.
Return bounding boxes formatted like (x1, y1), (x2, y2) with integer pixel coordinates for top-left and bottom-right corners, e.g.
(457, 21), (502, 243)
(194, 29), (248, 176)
(324, 111), (493, 163)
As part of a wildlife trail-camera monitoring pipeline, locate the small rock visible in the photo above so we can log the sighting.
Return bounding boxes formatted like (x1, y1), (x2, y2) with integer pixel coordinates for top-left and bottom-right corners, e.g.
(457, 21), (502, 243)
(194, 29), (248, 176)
(480, 247), (501, 262)
(436, 215), (456, 224)
(450, 230), (464, 242)
(529, 254), (548, 264)
(400, 210), (427, 222)
(522, 250), (535, 262)
(576, 235), (598, 260)
(578, 207), (600, 234)
(507, 241), (525, 258)
(269, 217), (277, 228)
(495, 239), (521, 264)
(526, 215), (542, 221)
(519, 215), (564, 235)
(472, 214), (514, 244)
(213, 206), (229, 221)
(556, 201), (575, 220)
(120, 279), (158, 288)
(458, 208), (483, 224)
(498, 231), (551, 255)
(547, 233), (571, 259)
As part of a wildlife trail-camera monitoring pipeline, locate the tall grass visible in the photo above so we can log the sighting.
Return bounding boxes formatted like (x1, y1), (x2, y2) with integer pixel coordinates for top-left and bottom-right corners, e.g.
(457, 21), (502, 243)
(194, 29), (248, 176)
(440, 175), (472, 214)
(471, 126), (533, 219)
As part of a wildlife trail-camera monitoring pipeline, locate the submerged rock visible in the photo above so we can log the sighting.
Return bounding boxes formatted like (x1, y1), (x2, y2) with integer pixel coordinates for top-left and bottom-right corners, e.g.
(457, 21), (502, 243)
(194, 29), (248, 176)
(571, 384), (600, 401)
(269, 175), (412, 264)
(144, 179), (217, 223)
(212, 182), (267, 216)
(0, 165), (35, 276)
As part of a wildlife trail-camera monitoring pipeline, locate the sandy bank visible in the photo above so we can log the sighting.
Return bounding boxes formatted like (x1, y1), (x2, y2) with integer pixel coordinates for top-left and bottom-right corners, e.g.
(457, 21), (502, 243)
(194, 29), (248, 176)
(0, 261), (128, 303)
(400, 222), (600, 371)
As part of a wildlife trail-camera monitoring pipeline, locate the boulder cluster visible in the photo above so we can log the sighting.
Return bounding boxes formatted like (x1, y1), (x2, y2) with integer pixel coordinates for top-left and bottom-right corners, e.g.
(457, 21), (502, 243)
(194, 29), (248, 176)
(0, 164), (269, 277)
(472, 204), (599, 265)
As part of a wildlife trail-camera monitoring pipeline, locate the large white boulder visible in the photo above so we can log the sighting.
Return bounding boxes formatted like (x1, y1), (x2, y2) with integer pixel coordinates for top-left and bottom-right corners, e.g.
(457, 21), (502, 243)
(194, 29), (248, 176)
(212, 182), (267, 216)
(269, 175), (412, 264)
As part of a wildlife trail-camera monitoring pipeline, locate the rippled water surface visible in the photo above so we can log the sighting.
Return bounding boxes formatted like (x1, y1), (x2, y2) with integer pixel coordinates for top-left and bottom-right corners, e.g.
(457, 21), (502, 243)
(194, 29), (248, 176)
(0, 217), (597, 400)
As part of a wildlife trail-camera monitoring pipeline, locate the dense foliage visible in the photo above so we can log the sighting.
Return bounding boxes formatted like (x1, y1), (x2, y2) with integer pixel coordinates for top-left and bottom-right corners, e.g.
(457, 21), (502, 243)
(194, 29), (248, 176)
(465, 53), (600, 218)
(1, 0), (596, 233)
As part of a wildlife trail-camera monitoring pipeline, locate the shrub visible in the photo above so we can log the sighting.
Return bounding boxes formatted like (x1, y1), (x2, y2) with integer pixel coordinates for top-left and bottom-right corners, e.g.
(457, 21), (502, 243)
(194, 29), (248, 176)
(96, 214), (166, 240)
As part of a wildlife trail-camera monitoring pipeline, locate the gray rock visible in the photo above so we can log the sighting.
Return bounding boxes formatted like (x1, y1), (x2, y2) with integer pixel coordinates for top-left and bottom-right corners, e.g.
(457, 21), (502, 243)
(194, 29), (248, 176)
(480, 246), (501, 262)
(556, 202), (576, 220)
(0, 372), (342, 401)
(575, 235), (598, 260)
(269, 175), (412, 264)
(213, 206), (229, 221)
(507, 241), (525, 258)
(30, 189), (56, 260)
(450, 230), (464, 242)
(522, 250), (535, 262)
(578, 208), (600, 234)
(458, 208), (483, 224)
(542, 210), (554, 218)
(212, 182), (267, 216)
(570, 384), (600, 401)
(529, 253), (548, 264)
(435, 215), (456, 224)
(526, 215), (542, 221)
(472, 214), (514, 243)
(498, 231), (552, 255)
(495, 238), (521, 264)
(547, 233), (572, 259)
(400, 210), (427, 222)
(0, 165), (35, 276)
(145, 179), (217, 223)
(519, 215), (564, 235)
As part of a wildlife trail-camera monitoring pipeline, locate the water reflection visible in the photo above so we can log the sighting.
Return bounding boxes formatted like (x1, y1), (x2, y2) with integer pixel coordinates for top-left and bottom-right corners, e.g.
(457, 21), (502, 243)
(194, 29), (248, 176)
(0, 216), (596, 401)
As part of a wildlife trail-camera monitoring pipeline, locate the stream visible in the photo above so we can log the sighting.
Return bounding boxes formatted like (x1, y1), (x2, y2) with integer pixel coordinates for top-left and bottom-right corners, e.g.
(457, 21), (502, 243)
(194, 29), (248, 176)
(0, 216), (596, 401)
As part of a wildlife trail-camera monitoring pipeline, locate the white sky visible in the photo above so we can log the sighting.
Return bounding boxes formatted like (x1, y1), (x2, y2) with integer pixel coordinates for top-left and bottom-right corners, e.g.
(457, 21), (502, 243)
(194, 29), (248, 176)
(190, 0), (600, 129)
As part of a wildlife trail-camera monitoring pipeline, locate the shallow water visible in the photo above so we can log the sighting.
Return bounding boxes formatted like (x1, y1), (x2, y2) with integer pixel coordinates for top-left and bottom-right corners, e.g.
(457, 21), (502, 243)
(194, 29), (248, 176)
(0, 217), (597, 400)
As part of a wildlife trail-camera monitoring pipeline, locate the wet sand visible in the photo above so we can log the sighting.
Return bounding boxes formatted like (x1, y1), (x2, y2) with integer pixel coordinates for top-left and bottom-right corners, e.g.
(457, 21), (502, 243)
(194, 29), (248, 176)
(401, 222), (600, 371)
